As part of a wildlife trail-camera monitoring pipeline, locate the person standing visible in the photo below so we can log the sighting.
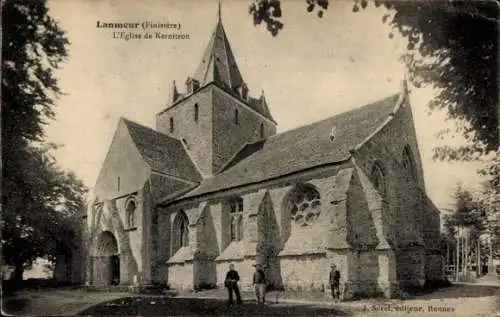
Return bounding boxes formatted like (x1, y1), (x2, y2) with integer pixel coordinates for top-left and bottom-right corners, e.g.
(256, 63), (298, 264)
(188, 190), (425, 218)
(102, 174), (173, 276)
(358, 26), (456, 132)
(252, 263), (267, 303)
(329, 264), (341, 302)
(224, 263), (242, 305)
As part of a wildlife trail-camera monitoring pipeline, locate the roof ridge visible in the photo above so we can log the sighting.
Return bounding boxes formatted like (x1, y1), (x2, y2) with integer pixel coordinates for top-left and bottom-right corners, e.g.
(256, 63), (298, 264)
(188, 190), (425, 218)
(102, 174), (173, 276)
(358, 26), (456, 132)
(215, 141), (250, 174)
(121, 117), (180, 142)
(352, 92), (406, 152)
(267, 93), (400, 142)
(164, 93), (403, 202)
(121, 117), (202, 182)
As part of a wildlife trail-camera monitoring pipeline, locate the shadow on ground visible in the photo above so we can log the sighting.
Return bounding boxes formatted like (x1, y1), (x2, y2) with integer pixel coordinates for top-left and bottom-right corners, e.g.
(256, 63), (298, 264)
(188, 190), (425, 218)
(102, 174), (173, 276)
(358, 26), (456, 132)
(78, 297), (353, 316)
(3, 298), (29, 313)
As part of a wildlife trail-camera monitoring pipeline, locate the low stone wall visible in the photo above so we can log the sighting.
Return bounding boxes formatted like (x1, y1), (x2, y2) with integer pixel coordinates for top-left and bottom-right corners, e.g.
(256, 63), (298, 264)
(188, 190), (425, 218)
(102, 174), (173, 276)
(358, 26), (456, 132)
(194, 260), (217, 290)
(168, 262), (194, 290)
(279, 254), (328, 292)
(425, 253), (444, 281)
(396, 248), (425, 288)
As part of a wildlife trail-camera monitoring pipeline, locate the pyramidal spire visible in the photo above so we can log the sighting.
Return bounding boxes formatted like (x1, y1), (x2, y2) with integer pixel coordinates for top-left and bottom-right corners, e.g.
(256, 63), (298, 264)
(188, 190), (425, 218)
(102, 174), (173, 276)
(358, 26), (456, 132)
(217, 0), (222, 22)
(192, 2), (244, 90)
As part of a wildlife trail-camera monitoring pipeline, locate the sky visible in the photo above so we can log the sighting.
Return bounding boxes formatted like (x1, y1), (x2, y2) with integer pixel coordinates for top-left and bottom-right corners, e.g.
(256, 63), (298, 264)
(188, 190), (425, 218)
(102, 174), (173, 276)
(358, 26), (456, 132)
(46, 0), (486, 211)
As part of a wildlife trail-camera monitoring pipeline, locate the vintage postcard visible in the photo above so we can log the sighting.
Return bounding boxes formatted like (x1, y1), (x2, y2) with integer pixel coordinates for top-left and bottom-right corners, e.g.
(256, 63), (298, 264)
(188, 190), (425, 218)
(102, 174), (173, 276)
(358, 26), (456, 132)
(2, 0), (499, 316)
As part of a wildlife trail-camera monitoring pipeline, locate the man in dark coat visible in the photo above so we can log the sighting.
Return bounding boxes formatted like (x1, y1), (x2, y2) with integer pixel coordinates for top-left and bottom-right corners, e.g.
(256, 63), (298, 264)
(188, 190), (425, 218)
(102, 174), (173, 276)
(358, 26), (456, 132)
(224, 263), (242, 305)
(329, 263), (341, 302)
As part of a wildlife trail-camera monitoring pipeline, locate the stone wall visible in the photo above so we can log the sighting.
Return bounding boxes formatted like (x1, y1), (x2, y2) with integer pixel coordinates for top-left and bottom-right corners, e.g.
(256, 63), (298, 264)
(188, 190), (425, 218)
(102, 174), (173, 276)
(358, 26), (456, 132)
(396, 247), (425, 287)
(168, 262), (194, 290)
(353, 98), (432, 287)
(346, 171), (379, 249)
(88, 200), (139, 286)
(156, 87), (213, 176)
(89, 119), (152, 286)
(159, 134), (440, 294)
(153, 211), (170, 283)
(212, 87), (277, 173)
(280, 254), (328, 292)
(155, 85), (277, 176)
(425, 254), (444, 281)
(93, 120), (151, 200)
(355, 251), (380, 296)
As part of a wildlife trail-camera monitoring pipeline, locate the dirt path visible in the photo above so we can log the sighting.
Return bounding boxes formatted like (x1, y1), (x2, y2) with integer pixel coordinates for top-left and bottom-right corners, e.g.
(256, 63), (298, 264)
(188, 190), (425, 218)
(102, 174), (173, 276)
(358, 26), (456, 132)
(3, 289), (129, 316)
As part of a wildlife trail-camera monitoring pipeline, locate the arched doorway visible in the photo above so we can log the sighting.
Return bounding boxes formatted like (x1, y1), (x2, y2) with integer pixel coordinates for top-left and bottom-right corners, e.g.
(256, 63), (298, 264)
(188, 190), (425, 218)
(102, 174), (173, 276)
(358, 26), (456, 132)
(96, 231), (120, 285)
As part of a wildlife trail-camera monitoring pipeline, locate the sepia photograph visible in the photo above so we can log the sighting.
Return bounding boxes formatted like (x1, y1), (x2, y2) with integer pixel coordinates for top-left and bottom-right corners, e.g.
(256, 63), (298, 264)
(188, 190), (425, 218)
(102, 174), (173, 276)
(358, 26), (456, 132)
(2, 0), (499, 316)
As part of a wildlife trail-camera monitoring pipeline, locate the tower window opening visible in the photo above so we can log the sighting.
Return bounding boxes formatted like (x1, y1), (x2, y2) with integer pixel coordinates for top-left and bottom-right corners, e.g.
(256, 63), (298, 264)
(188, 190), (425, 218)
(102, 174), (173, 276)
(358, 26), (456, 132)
(194, 103), (199, 122)
(260, 123), (264, 138)
(234, 109), (239, 125)
(169, 117), (174, 133)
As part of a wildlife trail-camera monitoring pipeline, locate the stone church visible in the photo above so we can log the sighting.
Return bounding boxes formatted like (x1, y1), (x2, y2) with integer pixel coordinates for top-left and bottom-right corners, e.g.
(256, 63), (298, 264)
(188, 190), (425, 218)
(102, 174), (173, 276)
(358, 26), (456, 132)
(83, 12), (444, 298)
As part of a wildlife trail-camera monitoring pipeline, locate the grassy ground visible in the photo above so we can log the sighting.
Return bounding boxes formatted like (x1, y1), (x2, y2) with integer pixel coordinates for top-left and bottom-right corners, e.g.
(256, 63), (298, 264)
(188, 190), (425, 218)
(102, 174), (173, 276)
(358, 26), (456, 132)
(2, 288), (129, 316)
(78, 297), (353, 316)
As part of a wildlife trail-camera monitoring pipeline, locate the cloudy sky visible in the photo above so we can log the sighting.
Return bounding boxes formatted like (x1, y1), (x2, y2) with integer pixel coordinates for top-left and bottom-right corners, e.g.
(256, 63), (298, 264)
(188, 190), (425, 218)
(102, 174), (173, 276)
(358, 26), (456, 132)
(46, 0), (485, 210)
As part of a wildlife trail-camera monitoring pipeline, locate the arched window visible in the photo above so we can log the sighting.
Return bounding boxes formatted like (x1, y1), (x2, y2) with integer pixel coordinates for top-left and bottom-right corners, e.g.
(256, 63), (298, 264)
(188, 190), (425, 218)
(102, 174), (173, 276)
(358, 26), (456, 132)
(173, 210), (189, 253)
(234, 109), (239, 125)
(237, 215), (243, 241)
(180, 217), (189, 247)
(402, 146), (418, 182)
(194, 103), (199, 122)
(230, 217), (237, 241)
(125, 196), (137, 228)
(169, 117), (174, 133)
(371, 162), (386, 197)
(285, 184), (321, 227)
(229, 197), (244, 241)
(260, 123), (264, 138)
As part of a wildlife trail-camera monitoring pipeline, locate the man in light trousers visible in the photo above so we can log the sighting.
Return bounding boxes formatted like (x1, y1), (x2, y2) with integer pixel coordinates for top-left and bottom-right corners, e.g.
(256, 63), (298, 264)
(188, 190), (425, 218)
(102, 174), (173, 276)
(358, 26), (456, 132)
(252, 263), (266, 303)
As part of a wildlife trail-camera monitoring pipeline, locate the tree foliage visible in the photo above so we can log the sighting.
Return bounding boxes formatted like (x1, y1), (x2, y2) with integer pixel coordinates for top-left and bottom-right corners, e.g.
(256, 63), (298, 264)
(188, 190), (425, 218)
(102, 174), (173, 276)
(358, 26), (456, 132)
(2, 0), (69, 149)
(444, 185), (486, 233)
(2, 1), (87, 282)
(249, 0), (499, 160)
(478, 151), (500, 252)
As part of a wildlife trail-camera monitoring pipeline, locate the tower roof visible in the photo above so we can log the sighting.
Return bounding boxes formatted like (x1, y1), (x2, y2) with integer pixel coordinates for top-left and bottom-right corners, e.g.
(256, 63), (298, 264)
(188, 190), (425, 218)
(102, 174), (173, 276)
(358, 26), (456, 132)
(192, 11), (244, 90)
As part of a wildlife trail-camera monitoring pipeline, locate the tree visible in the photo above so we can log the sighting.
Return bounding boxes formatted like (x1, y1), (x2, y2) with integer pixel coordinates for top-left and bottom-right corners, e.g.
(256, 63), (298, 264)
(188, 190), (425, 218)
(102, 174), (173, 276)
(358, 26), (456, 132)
(477, 151), (500, 270)
(2, 144), (87, 282)
(249, 0), (498, 160)
(1, 1), (87, 283)
(444, 185), (488, 278)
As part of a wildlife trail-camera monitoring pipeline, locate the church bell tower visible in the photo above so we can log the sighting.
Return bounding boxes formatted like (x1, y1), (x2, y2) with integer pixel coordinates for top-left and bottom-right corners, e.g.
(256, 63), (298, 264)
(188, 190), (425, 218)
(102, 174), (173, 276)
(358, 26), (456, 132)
(156, 4), (277, 177)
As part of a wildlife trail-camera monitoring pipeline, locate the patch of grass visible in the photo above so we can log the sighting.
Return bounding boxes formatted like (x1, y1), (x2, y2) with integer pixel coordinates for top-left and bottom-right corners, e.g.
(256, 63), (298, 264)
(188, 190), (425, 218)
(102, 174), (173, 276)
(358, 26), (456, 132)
(78, 296), (352, 316)
(3, 298), (29, 314)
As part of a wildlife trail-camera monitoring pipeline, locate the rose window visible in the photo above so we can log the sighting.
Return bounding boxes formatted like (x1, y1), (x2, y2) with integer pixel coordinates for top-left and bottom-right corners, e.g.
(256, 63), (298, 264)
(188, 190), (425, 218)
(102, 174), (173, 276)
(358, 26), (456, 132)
(290, 187), (321, 226)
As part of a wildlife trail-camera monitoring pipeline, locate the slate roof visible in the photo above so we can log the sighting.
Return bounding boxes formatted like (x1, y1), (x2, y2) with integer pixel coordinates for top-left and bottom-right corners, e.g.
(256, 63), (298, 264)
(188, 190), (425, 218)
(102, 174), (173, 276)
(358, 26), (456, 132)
(166, 246), (194, 264)
(193, 18), (244, 91)
(173, 94), (400, 201)
(248, 95), (275, 123)
(122, 118), (202, 182)
(190, 17), (275, 122)
(215, 241), (245, 261)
